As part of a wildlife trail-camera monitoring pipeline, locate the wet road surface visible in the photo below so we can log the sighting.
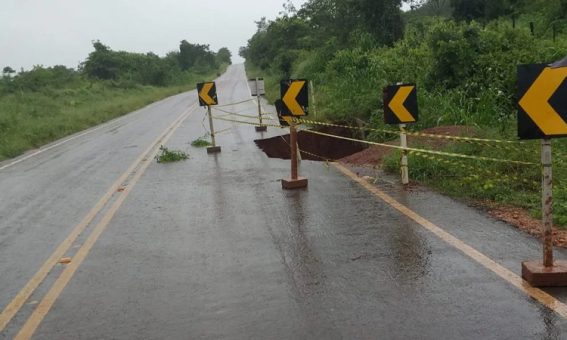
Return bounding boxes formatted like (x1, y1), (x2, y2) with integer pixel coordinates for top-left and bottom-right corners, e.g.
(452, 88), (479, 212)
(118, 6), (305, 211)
(2, 65), (567, 339)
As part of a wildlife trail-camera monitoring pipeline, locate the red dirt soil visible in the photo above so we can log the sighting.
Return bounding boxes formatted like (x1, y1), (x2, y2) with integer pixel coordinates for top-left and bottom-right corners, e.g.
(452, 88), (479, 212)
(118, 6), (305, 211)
(341, 125), (477, 166)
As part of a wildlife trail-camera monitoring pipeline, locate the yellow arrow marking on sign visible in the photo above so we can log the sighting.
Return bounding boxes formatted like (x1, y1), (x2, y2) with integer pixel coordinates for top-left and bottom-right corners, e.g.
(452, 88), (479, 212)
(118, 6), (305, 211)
(388, 86), (416, 123)
(283, 80), (306, 116)
(519, 67), (567, 135)
(199, 83), (216, 106)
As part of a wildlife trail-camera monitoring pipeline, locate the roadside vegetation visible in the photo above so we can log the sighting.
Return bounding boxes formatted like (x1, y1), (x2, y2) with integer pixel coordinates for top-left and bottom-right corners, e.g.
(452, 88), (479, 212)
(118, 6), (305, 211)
(0, 40), (231, 161)
(191, 134), (213, 148)
(155, 145), (189, 163)
(242, 0), (567, 225)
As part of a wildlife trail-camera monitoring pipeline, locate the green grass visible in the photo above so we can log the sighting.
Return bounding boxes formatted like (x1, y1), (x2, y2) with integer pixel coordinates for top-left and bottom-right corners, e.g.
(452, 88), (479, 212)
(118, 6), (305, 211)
(380, 133), (567, 227)
(0, 67), (225, 161)
(191, 135), (212, 147)
(155, 145), (189, 163)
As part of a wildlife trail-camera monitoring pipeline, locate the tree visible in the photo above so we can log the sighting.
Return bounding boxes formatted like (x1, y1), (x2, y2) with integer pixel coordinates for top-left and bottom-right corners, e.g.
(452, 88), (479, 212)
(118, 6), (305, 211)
(2, 66), (15, 75)
(244, 16), (310, 69)
(82, 41), (174, 86)
(82, 41), (120, 80)
(238, 46), (248, 60)
(178, 40), (217, 71)
(255, 17), (269, 32)
(216, 47), (232, 65)
(450, 0), (516, 22)
(298, 0), (358, 46)
(297, 0), (404, 47)
(356, 0), (404, 45)
(280, 0), (298, 16)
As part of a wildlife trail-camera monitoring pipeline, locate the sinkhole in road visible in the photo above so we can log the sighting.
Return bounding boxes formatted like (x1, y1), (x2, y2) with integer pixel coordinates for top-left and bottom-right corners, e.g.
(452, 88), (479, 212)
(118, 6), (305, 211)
(254, 126), (366, 161)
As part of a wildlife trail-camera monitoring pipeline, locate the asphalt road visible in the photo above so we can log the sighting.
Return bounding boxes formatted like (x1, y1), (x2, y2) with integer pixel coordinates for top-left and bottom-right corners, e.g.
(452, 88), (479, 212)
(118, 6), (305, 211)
(2, 64), (567, 339)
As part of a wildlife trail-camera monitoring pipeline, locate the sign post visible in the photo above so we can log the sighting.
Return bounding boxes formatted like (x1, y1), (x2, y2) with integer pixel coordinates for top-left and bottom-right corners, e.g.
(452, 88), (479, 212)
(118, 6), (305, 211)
(400, 124), (409, 185)
(255, 78), (266, 132)
(197, 82), (221, 154)
(249, 78), (267, 132)
(542, 138), (553, 268)
(206, 105), (218, 152)
(290, 124), (299, 181)
(280, 79), (309, 190)
(518, 63), (567, 286)
(383, 83), (418, 185)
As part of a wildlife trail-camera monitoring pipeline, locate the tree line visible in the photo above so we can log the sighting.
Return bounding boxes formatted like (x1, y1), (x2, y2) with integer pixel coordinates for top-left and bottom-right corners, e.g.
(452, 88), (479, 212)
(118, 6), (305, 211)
(1, 40), (232, 94)
(241, 0), (567, 125)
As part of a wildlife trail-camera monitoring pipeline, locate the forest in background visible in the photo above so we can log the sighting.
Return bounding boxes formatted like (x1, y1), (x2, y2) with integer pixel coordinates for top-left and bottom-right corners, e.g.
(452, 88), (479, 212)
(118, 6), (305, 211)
(242, 0), (567, 128)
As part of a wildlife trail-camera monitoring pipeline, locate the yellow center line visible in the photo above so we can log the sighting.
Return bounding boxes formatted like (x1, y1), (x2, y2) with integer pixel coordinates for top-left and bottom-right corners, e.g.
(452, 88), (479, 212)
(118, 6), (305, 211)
(14, 105), (195, 339)
(333, 162), (567, 319)
(0, 103), (196, 335)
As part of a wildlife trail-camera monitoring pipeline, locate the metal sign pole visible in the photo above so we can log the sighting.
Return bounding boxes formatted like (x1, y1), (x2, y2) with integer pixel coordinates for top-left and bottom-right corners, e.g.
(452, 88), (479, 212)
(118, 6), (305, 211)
(542, 138), (554, 267)
(206, 105), (221, 154)
(400, 124), (409, 185)
(256, 78), (263, 126)
(255, 78), (267, 132)
(519, 63), (567, 286)
(208, 106), (216, 147)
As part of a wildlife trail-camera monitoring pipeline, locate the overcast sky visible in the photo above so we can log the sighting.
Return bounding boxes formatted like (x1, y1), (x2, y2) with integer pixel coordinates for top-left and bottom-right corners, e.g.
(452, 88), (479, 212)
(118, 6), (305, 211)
(0, 0), (308, 71)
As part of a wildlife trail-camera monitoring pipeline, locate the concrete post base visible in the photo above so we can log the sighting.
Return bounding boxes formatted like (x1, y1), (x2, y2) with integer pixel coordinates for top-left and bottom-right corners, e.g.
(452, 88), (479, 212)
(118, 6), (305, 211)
(522, 260), (567, 286)
(206, 146), (221, 154)
(255, 126), (267, 132)
(282, 177), (308, 190)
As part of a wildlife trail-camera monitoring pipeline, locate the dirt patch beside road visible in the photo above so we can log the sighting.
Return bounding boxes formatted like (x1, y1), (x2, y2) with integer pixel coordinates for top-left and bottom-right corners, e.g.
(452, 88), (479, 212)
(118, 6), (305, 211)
(340, 125), (477, 166)
(487, 204), (567, 247)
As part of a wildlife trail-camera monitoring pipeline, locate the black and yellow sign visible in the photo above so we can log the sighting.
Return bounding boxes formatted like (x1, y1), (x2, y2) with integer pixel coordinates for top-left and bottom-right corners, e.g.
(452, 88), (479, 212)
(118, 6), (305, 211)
(197, 82), (218, 107)
(275, 99), (293, 126)
(383, 84), (418, 124)
(518, 64), (567, 140)
(280, 79), (308, 116)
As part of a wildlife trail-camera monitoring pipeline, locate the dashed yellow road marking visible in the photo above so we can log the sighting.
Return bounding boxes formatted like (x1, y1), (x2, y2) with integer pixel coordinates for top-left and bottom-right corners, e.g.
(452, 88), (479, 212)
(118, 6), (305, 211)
(333, 162), (567, 319)
(0, 103), (195, 336)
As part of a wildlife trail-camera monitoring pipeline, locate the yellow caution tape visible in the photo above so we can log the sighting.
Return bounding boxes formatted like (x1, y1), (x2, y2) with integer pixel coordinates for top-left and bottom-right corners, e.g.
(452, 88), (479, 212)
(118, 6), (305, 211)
(303, 129), (537, 166)
(212, 107), (276, 121)
(212, 115), (284, 128)
(215, 99), (255, 108)
(293, 118), (526, 150)
(410, 151), (539, 187)
(210, 113), (537, 181)
(214, 127), (233, 136)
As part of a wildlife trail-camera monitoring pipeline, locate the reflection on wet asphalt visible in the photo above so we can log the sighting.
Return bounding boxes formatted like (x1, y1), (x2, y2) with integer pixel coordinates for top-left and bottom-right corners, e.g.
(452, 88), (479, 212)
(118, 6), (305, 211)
(10, 64), (567, 339)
